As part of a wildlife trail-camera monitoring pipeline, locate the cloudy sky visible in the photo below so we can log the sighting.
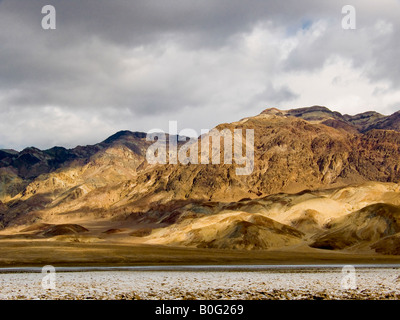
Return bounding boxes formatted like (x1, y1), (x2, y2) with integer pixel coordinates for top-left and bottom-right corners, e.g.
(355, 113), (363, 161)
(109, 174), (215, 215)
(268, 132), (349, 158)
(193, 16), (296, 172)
(1, 0), (400, 150)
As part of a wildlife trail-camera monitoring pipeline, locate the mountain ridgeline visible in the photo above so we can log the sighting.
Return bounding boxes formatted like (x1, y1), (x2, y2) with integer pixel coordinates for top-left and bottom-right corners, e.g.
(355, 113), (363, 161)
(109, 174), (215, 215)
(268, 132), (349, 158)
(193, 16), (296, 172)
(1, 106), (400, 255)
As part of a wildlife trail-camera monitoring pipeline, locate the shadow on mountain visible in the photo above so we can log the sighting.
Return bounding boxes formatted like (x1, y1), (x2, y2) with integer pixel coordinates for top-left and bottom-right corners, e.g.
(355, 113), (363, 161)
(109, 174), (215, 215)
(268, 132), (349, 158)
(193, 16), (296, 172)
(310, 203), (400, 250)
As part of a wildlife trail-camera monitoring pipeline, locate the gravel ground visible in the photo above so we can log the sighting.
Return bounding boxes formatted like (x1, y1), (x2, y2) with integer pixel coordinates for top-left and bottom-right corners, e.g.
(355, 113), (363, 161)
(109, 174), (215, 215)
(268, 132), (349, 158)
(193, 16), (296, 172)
(1, 267), (400, 300)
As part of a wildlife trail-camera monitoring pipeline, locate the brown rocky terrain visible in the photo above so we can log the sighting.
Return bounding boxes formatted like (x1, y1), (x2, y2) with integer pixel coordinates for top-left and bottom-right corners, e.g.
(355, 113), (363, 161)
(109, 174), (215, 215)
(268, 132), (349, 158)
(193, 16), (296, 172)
(1, 106), (400, 263)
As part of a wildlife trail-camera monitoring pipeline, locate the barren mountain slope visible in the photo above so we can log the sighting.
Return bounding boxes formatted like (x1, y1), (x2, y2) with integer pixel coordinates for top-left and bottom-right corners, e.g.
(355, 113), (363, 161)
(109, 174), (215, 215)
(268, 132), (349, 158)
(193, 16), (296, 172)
(310, 203), (400, 251)
(1, 106), (400, 254)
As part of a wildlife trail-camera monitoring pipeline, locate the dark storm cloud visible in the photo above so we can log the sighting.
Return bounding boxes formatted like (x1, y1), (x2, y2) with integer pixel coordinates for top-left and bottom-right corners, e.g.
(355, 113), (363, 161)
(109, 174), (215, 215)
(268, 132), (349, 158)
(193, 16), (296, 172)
(0, 0), (400, 149)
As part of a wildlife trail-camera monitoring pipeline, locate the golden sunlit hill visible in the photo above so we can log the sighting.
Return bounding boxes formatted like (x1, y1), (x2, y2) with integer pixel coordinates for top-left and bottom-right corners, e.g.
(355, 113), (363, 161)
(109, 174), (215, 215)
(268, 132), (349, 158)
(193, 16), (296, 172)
(1, 106), (400, 265)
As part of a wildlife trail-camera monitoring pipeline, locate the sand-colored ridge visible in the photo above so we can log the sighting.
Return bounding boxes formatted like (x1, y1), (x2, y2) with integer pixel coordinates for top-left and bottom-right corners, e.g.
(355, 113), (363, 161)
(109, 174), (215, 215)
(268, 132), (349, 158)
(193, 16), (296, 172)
(141, 212), (304, 250)
(1, 107), (400, 261)
(310, 203), (400, 250)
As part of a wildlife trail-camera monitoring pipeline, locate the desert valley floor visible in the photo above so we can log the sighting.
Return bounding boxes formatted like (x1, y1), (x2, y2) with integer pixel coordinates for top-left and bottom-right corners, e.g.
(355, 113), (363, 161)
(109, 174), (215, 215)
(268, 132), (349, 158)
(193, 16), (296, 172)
(2, 265), (400, 300)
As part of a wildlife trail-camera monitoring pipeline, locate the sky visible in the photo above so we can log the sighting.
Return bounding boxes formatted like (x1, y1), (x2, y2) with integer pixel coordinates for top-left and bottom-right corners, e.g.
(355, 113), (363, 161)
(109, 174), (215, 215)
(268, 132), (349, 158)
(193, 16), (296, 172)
(1, 0), (400, 150)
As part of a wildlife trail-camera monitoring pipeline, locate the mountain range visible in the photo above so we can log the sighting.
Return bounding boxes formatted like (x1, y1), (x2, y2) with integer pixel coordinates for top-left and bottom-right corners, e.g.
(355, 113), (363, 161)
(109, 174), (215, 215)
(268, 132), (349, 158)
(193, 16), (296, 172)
(1, 105), (400, 257)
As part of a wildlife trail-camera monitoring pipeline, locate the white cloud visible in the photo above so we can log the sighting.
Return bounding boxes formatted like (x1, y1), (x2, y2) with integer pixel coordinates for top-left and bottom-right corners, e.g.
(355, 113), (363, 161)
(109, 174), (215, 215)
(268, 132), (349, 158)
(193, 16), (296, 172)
(275, 56), (400, 114)
(0, 0), (400, 150)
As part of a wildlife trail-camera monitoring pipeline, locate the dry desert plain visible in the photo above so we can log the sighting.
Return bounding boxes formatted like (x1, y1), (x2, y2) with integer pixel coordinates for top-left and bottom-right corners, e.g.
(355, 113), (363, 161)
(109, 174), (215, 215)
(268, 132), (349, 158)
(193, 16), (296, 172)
(0, 239), (400, 300)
